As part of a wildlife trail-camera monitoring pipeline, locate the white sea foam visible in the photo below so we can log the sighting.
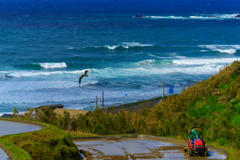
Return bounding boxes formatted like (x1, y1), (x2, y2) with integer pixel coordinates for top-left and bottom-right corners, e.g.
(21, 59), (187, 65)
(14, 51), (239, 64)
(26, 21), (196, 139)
(150, 16), (185, 19)
(3, 69), (91, 78)
(173, 58), (240, 65)
(91, 64), (223, 78)
(216, 13), (238, 19)
(217, 49), (236, 54)
(190, 16), (206, 19)
(105, 45), (119, 50)
(148, 13), (239, 20)
(100, 42), (154, 50)
(137, 59), (156, 65)
(199, 45), (240, 54)
(38, 62), (68, 69)
(0, 80), (99, 93)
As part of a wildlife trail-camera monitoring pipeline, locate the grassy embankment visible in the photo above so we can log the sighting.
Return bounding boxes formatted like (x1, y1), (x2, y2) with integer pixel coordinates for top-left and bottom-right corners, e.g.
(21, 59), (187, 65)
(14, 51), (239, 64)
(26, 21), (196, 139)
(0, 118), (82, 160)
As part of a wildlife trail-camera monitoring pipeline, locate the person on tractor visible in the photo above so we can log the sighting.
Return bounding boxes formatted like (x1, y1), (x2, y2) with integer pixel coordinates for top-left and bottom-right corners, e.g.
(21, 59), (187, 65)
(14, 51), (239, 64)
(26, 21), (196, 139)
(188, 129), (200, 145)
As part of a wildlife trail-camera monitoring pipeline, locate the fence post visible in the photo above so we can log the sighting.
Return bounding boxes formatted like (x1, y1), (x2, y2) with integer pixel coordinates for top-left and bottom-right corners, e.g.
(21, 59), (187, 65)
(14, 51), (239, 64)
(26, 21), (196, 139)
(96, 96), (97, 108)
(163, 81), (165, 99)
(102, 91), (104, 109)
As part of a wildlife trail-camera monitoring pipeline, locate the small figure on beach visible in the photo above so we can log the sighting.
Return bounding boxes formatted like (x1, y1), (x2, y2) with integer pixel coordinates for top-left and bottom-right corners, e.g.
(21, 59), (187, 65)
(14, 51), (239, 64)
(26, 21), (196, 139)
(79, 70), (89, 85)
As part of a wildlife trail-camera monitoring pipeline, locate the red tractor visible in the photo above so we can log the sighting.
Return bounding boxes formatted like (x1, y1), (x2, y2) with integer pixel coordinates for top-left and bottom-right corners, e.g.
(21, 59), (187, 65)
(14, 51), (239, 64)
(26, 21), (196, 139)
(186, 127), (208, 156)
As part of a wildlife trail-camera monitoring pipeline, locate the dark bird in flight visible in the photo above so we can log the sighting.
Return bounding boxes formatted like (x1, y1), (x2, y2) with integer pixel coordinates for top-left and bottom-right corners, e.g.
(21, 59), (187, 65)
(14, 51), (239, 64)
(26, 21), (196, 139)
(79, 70), (89, 85)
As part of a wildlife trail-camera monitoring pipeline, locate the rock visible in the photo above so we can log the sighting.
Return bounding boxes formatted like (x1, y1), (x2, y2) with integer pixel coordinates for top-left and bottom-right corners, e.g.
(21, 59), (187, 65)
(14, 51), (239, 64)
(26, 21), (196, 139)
(134, 15), (147, 18)
(235, 13), (240, 18)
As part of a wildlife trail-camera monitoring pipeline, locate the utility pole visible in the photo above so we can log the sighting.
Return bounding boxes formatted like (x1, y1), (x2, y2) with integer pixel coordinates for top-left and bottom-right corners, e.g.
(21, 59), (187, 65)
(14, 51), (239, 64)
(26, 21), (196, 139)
(96, 96), (97, 108)
(189, 80), (190, 88)
(163, 81), (165, 99)
(102, 91), (104, 109)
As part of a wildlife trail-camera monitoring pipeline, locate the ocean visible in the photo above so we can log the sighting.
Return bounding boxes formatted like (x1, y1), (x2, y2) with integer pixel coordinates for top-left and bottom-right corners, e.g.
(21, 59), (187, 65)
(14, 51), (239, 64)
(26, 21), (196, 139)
(0, 0), (240, 115)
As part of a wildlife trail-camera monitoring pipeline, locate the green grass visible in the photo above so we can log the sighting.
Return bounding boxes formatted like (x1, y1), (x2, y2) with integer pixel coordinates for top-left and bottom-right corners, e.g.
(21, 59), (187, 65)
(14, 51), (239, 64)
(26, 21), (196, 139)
(0, 138), (31, 160)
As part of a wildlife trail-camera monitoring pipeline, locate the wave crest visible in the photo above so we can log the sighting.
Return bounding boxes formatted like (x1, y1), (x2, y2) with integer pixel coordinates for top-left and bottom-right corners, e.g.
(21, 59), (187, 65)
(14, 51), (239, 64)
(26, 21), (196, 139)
(173, 58), (240, 65)
(137, 59), (156, 65)
(86, 42), (154, 50)
(148, 13), (239, 20)
(2, 69), (91, 78)
(199, 45), (240, 54)
(137, 59), (173, 66)
(37, 62), (68, 69)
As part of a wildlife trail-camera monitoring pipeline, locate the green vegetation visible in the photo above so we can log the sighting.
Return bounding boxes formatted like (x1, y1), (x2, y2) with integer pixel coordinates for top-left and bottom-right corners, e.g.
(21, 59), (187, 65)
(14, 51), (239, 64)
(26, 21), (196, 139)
(0, 136), (31, 160)
(0, 118), (81, 160)
(3, 61), (240, 159)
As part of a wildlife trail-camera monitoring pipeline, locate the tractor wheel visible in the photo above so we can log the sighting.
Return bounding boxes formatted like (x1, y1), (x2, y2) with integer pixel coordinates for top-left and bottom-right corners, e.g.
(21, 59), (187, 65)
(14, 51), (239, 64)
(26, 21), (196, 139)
(204, 150), (208, 156)
(189, 149), (193, 156)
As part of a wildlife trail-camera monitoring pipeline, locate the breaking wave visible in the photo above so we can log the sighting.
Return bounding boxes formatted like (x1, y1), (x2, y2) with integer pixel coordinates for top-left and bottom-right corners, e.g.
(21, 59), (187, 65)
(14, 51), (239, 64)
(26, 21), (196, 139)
(37, 62), (68, 69)
(173, 58), (240, 65)
(85, 42), (154, 50)
(150, 16), (185, 19)
(136, 59), (172, 65)
(199, 45), (240, 54)
(91, 64), (223, 78)
(136, 57), (239, 67)
(1, 69), (91, 78)
(137, 59), (156, 65)
(148, 13), (239, 20)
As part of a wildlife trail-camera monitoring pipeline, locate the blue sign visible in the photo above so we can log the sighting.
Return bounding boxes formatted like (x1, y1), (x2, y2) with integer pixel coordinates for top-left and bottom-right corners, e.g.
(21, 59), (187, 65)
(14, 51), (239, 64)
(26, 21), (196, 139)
(169, 85), (174, 94)
(125, 94), (127, 96)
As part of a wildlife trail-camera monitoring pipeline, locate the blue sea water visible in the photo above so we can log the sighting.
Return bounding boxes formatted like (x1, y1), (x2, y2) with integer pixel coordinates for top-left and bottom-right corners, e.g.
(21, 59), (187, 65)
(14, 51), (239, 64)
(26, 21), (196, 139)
(0, 0), (240, 114)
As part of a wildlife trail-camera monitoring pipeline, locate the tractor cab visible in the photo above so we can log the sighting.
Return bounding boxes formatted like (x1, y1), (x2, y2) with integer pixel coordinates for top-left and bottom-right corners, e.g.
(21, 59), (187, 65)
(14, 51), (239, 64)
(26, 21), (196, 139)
(186, 127), (208, 156)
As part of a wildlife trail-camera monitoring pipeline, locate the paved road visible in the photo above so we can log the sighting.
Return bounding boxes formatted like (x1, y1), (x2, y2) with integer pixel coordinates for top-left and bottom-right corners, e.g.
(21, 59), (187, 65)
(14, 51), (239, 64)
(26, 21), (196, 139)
(74, 138), (227, 160)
